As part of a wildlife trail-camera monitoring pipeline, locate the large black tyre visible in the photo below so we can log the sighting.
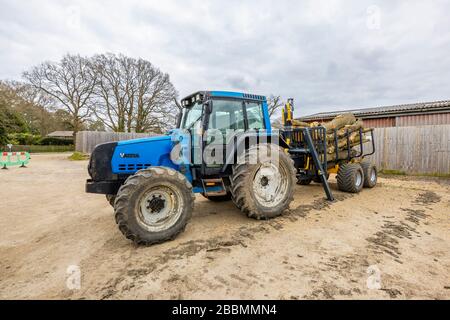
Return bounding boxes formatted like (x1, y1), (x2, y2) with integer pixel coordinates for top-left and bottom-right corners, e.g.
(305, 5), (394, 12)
(201, 193), (232, 202)
(361, 161), (377, 188)
(106, 194), (116, 207)
(114, 167), (194, 245)
(336, 163), (364, 193)
(230, 144), (296, 220)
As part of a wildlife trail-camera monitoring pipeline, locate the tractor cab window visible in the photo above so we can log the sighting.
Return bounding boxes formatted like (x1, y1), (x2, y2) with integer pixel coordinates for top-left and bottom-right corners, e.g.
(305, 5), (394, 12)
(209, 100), (245, 133)
(246, 102), (265, 130)
(181, 101), (203, 130)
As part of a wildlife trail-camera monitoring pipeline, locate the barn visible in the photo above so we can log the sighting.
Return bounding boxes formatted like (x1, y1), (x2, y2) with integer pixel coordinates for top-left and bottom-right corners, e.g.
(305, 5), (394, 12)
(299, 100), (450, 128)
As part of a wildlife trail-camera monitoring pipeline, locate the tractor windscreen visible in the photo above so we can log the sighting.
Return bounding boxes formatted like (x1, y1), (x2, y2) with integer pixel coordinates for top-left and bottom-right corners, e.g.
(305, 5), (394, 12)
(181, 101), (203, 129)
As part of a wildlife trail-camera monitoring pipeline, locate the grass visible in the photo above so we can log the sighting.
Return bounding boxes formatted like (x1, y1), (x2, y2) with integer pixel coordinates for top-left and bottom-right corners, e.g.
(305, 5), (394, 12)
(380, 169), (407, 175)
(68, 152), (90, 161)
(380, 169), (450, 178)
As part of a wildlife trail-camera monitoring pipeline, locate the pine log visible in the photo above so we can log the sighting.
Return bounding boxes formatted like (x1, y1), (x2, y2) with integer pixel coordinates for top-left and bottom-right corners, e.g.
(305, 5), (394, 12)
(291, 120), (310, 127)
(327, 149), (358, 161)
(326, 119), (364, 140)
(322, 113), (357, 133)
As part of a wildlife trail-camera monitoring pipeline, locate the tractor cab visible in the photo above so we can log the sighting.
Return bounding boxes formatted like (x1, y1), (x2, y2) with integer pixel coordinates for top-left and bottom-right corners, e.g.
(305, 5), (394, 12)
(173, 91), (276, 175)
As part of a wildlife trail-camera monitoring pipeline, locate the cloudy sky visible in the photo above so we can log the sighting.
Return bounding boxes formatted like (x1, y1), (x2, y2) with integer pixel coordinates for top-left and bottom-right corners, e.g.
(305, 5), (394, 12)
(1, 0), (449, 117)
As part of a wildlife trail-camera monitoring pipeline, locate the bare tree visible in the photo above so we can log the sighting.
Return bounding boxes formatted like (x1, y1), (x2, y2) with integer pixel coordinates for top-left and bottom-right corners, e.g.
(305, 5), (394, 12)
(267, 94), (284, 117)
(133, 60), (177, 133)
(23, 54), (97, 138)
(166, 95), (183, 130)
(91, 53), (130, 132)
(91, 53), (177, 133)
(9, 80), (54, 111)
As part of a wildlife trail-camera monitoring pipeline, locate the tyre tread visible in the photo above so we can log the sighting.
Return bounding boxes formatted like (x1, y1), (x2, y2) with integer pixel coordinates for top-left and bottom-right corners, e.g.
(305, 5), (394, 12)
(114, 167), (194, 245)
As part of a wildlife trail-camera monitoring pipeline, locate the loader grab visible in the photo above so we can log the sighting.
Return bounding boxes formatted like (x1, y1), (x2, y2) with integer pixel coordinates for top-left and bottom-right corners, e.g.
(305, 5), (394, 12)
(86, 91), (377, 245)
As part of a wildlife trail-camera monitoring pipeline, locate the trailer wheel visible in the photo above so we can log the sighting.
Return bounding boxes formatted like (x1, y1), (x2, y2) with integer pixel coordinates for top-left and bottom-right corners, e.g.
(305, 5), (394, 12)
(201, 193), (232, 202)
(297, 177), (312, 185)
(114, 167), (194, 245)
(230, 144), (296, 220)
(361, 161), (377, 188)
(336, 163), (364, 193)
(106, 194), (116, 207)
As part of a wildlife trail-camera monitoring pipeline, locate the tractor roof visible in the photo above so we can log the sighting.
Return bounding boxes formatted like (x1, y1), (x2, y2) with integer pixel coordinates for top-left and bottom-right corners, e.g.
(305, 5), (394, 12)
(181, 91), (266, 107)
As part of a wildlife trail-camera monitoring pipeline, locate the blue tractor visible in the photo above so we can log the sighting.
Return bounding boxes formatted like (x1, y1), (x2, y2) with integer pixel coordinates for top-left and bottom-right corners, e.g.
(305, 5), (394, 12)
(86, 91), (376, 245)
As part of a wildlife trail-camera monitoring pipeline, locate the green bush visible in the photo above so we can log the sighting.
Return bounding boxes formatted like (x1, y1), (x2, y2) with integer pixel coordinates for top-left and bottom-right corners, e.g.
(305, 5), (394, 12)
(0, 126), (7, 145)
(7, 133), (41, 145)
(39, 136), (74, 146)
(1, 145), (74, 153)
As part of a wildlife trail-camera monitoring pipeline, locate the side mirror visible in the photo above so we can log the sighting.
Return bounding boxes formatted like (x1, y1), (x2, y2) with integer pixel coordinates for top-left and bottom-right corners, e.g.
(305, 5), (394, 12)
(204, 101), (212, 114)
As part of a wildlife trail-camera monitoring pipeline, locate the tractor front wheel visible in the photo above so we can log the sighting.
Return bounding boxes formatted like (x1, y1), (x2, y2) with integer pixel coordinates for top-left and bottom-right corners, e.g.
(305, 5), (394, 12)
(114, 167), (194, 245)
(230, 144), (296, 220)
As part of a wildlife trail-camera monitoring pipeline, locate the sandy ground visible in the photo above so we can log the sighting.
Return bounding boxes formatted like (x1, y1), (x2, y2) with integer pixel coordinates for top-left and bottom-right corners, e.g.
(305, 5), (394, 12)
(0, 153), (449, 300)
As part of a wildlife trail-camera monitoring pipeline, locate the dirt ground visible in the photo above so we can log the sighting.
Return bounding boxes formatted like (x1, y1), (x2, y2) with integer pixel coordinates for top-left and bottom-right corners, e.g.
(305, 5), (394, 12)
(0, 153), (449, 300)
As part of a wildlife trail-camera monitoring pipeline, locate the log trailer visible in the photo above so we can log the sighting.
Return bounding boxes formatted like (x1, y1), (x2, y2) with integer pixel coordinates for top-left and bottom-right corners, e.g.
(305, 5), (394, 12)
(86, 91), (377, 245)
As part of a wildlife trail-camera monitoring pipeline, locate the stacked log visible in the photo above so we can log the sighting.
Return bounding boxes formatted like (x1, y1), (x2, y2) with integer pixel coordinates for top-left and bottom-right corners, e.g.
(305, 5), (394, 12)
(292, 113), (372, 161)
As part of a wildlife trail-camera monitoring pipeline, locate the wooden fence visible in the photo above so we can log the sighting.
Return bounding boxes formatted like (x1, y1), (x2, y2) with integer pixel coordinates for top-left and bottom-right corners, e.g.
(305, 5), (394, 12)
(76, 131), (157, 154)
(368, 124), (450, 175)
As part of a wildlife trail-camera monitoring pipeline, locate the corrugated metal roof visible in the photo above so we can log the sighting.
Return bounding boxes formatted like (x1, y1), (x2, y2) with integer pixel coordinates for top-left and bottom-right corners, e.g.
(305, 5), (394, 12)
(299, 100), (450, 121)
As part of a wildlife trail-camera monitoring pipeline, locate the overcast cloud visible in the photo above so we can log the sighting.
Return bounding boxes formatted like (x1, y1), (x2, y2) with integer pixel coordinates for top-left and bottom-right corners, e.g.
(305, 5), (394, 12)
(1, 0), (449, 117)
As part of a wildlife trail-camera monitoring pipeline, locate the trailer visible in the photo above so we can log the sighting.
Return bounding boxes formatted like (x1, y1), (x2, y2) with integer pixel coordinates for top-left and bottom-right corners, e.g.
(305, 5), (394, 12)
(281, 99), (376, 200)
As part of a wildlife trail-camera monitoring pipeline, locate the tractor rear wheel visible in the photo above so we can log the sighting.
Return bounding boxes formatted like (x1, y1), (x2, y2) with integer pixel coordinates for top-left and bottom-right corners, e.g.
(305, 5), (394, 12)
(201, 193), (232, 202)
(106, 194), (116, 207)
(114, 167), (194, 245)
(336, 163), (364, 193)
(361, 161), (377, 188)
(230, 144), (296, 220)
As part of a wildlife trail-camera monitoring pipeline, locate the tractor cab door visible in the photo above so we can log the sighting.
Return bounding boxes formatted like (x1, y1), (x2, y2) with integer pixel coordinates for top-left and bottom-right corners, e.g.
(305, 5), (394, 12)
(204, 99), (245, 170)
(203, 99), (265, 173)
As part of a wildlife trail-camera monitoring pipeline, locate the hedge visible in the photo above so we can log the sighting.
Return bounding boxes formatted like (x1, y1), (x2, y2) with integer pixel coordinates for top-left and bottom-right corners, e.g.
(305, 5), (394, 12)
(1, 145), (75, 153)
(6, 133), (74, 146)
(39, 136), (74, 146)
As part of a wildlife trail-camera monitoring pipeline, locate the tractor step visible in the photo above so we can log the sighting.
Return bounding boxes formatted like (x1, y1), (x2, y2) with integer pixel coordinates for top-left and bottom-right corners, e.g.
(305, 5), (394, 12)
(201, 179), (227, 196)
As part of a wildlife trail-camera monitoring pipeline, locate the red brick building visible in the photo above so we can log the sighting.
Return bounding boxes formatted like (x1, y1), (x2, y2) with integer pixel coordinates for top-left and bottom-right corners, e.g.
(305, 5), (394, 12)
(299, 100), (450, 128)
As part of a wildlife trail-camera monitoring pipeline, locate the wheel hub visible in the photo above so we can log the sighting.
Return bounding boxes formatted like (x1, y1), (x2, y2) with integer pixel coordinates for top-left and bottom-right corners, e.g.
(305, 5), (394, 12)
(370, 170), (376, 182)
(356, 171), (362, 187)
(252, 163), (289, 207)
(147, 195), (166, 213)
(137, 185), (183, 232)
(260, 176), (269, 187)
